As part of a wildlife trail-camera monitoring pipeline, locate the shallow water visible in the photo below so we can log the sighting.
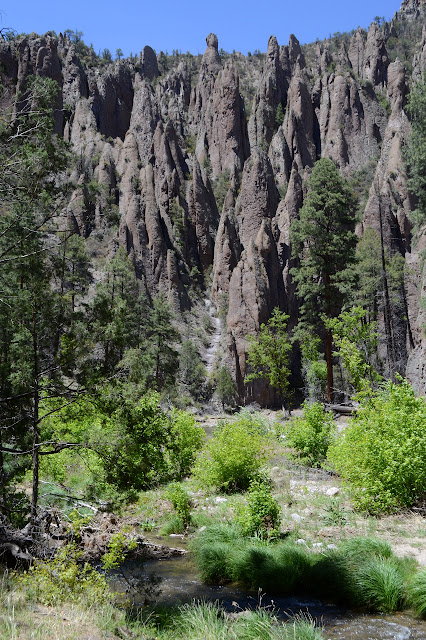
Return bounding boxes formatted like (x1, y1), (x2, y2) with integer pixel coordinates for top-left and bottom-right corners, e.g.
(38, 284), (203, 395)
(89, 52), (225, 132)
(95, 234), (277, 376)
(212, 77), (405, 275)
(111, 555), (426, 639)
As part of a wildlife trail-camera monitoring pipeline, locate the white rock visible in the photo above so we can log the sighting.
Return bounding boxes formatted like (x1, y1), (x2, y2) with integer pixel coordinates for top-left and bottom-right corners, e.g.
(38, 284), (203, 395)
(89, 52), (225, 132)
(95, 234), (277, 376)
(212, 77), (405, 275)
(312, 542), (323, 549)
(295, 538), (306, 545)
(326, 487), (340, 497)
(198, 526), (206, 533)
(291, 513), (303, 522)
(215, 497), (228, 503)
(327, 544), (338, 550)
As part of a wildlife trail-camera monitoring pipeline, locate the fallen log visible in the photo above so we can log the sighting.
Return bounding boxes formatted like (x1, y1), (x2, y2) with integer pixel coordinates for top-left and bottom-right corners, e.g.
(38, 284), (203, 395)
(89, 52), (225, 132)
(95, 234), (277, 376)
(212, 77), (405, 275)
(324, 403), (359, 415)
(0, 541), (33, 562)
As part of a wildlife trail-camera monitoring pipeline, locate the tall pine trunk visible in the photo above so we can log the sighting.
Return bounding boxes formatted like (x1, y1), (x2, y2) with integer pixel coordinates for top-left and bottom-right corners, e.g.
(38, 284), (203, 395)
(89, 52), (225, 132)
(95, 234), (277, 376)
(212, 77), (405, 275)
(30, 308), (39, 526)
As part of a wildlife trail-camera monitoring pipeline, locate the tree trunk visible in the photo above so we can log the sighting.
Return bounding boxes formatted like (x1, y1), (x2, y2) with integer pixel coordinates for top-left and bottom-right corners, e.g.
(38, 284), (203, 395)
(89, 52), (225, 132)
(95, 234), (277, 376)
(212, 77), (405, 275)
(30, 308), (39, 526)
(324, 271), (334, 403)
(325, 327), (333, 403)
(378, 195), (395, 372)
(0, 428), (10, 522)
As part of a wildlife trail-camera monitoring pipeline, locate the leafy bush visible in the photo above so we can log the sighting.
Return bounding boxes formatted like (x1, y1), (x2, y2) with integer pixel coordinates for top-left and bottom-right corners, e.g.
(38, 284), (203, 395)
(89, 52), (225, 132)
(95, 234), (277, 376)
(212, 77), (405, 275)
(166, 409), (205, 478)
(237, 479), (281, 539)
(192, 415), (272, 492)
(41, 393), (204, 499)
(101, 531), (137, 571)
(164, 482), (192, 530)
(17, 544), (111, 606)
(283, 402), (335, 467)
(328, 377), (426, 514)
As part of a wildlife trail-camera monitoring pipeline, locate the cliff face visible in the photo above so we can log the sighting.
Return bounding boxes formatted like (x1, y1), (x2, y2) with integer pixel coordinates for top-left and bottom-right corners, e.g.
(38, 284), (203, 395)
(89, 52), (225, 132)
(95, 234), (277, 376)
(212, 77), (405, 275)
(1, 0), (426, 400)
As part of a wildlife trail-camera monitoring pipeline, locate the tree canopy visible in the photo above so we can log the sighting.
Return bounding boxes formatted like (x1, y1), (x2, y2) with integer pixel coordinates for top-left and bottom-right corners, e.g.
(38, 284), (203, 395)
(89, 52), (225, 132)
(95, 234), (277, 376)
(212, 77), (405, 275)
(245, 308), (292, 407)
(291, 158), (358, 402)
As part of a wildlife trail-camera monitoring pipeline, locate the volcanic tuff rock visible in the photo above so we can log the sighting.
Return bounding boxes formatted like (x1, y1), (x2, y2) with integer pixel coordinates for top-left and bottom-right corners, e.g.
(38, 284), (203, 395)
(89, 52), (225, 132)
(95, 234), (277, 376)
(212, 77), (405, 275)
(1, 0), (426, 400)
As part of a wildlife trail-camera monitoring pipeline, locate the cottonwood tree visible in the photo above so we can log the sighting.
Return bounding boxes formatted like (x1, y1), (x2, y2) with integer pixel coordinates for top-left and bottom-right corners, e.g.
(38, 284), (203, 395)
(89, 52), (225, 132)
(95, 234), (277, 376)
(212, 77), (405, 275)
(245, 308), (292, 409)
(291, 158), (357, 403)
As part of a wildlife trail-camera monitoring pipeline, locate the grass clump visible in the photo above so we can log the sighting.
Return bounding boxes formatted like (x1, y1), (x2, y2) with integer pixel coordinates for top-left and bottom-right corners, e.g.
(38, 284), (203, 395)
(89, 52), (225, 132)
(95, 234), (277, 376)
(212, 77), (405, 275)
(193, 528), (417, 616)
(407, 569), (426, 618)
(172, 601), (229, 640)
(192, 413), (272, 492)
(136, 601), (325, 640)
(192, 525), (311, 594)
(308, 537), (407, 612)
(282, 401), (335, 467)
(231, 544), (312, 594)
(355, 556), (404, 613)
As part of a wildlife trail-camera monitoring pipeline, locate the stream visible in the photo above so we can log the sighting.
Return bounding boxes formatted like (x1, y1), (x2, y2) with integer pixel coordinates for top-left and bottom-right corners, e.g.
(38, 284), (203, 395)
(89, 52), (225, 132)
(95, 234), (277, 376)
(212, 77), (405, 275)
(108, 298), (426, 638)
(112, 554), (426, 639)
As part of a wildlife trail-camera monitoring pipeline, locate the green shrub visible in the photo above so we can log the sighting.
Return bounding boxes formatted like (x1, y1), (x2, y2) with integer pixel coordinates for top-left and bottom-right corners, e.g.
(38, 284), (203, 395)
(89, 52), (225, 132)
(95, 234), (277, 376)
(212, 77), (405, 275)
(328, 377), (426, 514)
(237, 479), (281, 539)
(102, 531), (137, 571)
(164, 482), (192, 529)
(283, 401), (335, 467)
(166, 409), (205, 478)
(17, 543), (111, 606)
(407, 569), (426, 618)
(192, 415), (272, 492)
(234, 408), (273, 435)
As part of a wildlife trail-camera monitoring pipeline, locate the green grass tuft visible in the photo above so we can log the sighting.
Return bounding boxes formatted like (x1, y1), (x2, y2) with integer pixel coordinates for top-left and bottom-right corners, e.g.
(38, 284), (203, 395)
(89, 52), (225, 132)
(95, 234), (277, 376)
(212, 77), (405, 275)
(407, 569), (426, 618)
(355, 556), (404, 613)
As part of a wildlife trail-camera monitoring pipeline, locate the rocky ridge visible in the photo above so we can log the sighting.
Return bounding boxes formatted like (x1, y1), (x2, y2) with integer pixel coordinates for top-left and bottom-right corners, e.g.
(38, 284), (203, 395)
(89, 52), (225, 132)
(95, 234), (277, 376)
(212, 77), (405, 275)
(1, 0), (425, 402)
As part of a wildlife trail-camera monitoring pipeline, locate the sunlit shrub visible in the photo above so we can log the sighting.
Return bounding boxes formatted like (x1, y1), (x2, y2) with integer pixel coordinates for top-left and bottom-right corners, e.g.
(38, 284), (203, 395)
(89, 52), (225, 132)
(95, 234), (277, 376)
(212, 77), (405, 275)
(283, 401), (335, 467)
(192, 415), (272, 492)
(328, 377), (426, 514)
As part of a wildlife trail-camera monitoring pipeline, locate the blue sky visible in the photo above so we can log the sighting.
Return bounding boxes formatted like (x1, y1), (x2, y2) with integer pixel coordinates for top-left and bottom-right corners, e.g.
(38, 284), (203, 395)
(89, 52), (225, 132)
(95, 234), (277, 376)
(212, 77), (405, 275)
(2, 0), (403, 58)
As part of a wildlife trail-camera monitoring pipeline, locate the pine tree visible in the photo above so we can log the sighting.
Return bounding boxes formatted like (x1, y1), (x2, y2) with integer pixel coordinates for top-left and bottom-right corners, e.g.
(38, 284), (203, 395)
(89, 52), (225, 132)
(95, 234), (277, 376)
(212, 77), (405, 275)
(406, 74), (426, 230)
(0, 76), (80, 525)
(291, 158), (358, 402)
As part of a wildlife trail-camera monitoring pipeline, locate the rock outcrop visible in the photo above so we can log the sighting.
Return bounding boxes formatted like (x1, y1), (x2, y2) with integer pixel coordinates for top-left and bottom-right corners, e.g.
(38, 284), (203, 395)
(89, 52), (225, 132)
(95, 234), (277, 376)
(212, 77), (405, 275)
(1, 0), (426, 400)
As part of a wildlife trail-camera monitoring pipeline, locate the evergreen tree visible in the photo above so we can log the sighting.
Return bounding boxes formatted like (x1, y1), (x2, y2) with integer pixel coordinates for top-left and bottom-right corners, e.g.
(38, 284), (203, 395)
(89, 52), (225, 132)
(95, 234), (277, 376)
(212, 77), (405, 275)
(90, 248), (148, 375)
(0, 76), (78, 524)
(406, 74), (426, 229)
(355, 229), (414, 376)
(148, 295), (180, 391)
(291, 158), (357, 402)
